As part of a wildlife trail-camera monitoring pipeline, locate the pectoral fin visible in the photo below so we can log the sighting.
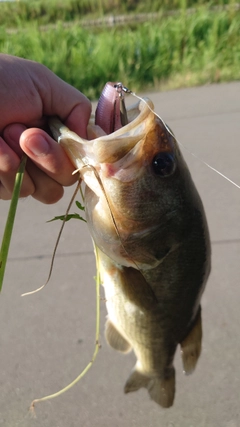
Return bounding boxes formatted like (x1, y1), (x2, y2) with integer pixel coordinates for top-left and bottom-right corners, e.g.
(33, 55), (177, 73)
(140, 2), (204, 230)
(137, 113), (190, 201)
(105, 319), (132, 353)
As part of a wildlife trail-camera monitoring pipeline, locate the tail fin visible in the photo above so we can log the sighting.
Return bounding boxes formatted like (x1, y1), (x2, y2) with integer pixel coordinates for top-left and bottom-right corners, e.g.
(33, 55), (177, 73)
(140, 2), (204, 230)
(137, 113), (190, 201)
(124, 365), (175, 408)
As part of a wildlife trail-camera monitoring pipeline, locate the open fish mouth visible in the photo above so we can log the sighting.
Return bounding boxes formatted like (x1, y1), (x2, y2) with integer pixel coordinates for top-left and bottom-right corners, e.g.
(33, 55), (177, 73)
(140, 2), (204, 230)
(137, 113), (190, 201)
(49, 82), (176, 188)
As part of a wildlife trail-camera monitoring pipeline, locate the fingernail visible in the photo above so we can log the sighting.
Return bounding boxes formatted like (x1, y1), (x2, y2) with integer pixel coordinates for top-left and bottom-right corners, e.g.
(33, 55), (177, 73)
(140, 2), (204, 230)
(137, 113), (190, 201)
(26, 134), (50, 157)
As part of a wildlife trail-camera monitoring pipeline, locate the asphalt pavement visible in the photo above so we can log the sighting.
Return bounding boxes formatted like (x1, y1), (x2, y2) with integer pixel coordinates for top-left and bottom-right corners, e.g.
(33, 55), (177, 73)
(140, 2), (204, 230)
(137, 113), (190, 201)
(0, 82), (240, 427)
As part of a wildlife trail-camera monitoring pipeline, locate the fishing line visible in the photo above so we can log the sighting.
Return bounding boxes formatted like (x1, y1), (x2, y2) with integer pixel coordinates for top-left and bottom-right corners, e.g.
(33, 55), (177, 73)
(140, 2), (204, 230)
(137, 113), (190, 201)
(172, 143), (240, 190)
(120, 84), (240, 191)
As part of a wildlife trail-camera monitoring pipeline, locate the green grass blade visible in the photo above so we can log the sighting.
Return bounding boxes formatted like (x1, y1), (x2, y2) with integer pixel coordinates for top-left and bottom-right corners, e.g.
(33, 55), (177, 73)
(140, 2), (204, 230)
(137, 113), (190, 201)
(47, 213), (86, 223)
(0, 155), (27, 292)
(29, 242), (101, 412)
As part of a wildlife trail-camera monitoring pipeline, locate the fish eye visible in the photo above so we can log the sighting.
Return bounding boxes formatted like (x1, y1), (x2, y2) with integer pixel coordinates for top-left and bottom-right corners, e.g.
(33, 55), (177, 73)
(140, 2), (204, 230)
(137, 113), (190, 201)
(152, 152), (175, 177)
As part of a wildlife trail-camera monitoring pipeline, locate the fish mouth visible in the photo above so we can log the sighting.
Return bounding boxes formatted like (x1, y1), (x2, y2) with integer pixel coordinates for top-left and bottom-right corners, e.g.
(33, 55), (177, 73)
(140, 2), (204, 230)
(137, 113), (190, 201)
(49, 81), (176, 199)
(49, 87), (158, 174)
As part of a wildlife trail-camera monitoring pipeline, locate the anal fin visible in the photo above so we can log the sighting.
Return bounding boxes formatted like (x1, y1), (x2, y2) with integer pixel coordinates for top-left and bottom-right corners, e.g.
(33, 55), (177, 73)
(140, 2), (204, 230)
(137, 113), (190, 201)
(105, 318), (131, 353)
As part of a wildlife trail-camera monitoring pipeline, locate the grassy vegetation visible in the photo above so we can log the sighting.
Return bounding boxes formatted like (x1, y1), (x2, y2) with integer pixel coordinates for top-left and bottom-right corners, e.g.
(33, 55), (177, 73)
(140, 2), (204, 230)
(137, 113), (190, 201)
(0, 1), (239, 98)
(0, 0), (232, 27)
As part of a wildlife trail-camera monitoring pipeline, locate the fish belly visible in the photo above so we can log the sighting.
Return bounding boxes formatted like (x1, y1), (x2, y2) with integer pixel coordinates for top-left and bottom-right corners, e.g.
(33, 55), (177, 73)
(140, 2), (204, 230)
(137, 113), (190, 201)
(98, 248), (178, 407)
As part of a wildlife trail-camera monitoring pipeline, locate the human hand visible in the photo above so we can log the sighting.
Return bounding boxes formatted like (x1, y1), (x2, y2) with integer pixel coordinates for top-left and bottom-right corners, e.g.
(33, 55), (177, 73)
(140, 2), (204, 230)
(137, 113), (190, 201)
(0, 54), (91, 203)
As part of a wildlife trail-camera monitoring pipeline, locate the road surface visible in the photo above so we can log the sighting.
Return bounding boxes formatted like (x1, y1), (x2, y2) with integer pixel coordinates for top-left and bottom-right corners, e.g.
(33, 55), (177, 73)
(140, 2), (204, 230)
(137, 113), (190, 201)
(0, 82), (240, 427)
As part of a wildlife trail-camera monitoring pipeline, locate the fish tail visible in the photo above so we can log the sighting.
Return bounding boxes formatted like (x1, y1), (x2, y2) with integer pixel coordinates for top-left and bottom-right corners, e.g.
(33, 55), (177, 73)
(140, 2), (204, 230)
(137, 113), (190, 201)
(180, 308), (202, 375)
(124, 365), (175, 408)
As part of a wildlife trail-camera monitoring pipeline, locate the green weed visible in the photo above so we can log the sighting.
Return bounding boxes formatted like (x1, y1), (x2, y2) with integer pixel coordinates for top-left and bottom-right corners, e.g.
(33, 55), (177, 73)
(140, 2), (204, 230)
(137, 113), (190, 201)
(0, 5), (239, 98)
(0, 0), (231, 27)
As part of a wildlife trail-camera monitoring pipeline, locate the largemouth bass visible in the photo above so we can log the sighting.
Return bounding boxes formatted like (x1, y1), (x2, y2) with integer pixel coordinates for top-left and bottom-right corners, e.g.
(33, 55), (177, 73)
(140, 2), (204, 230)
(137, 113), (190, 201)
(50, 82), (211, 408)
